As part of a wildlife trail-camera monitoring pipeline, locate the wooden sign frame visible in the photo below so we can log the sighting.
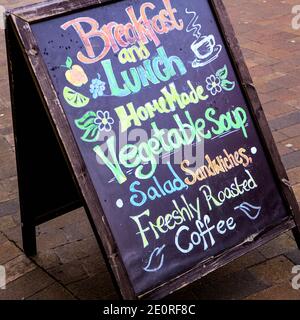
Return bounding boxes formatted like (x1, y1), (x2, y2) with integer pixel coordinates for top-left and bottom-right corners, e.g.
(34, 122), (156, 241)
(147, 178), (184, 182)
(5, 0), (300, 300)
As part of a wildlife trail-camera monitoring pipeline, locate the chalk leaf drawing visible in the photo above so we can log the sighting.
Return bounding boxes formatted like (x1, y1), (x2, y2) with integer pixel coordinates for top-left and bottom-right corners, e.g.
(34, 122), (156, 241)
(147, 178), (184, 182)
(75, 111), (99, 142)
(143, 245), (166, 273)
(65, 57), (73, 69)
(234, 202), (262, 220)
(216, 65), (236, 91)
(221, 79), (236, 91)
(216, 64), (228, 79)
(206, 65), (235, 96)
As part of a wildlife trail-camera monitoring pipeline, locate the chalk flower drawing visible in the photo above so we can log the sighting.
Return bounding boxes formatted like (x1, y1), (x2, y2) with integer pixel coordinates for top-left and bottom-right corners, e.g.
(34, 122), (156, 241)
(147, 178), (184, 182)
(206, 75), (222, 96)
(90, 73), (106, 99)
(206, 65), (235, 96)
(94, 110), (114, 132)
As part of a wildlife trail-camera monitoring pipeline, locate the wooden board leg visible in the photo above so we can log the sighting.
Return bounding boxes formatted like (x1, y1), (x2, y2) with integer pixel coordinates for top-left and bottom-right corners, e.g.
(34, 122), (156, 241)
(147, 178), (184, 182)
(292, 227), (300, 250)
(22, 223), (37, 257)
(6, 19), (82, 258)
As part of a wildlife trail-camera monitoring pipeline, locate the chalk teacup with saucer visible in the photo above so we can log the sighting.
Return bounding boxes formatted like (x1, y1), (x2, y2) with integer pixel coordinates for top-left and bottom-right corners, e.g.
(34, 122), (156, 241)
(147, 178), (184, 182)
(191, 35), (222, 68)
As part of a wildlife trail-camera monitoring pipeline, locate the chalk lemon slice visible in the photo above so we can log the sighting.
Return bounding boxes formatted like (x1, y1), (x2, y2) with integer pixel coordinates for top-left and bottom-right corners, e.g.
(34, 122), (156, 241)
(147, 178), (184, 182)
(63, 86), (90, 108)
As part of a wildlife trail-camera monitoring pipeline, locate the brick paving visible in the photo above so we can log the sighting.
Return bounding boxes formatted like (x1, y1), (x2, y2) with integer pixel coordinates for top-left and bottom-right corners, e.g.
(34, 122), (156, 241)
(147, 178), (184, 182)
(0, 0), (299, 300)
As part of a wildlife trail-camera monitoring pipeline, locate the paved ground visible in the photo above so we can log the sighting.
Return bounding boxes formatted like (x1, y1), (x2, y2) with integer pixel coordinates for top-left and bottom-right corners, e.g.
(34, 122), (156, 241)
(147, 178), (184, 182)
(0, 0), (300, 300)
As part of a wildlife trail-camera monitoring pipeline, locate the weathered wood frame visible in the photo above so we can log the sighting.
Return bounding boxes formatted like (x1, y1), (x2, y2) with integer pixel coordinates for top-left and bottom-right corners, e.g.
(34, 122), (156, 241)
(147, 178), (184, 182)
(5, 0), (300, 300)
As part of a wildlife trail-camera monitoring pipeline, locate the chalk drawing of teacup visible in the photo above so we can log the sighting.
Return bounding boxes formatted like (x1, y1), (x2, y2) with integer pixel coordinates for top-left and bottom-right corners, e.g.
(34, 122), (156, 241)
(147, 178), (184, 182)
(191, 34), (222, 68)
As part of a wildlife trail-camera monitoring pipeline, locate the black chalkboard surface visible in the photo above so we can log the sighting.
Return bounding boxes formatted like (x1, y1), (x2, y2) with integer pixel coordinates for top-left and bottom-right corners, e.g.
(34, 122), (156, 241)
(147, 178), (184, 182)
(6, 0), (300, 299)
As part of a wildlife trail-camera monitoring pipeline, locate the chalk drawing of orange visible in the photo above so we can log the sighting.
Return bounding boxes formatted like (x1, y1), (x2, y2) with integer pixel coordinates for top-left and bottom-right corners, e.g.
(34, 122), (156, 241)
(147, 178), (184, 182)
(62, 57), (88, 87)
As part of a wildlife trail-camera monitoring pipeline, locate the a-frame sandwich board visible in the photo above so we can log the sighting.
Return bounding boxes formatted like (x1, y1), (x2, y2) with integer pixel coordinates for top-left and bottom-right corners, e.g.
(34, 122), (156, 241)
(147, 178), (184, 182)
(5, 0), (300, 300)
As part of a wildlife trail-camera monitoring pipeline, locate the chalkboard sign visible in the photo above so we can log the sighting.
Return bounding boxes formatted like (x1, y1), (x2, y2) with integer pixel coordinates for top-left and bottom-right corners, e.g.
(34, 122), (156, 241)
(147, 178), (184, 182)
(6, 0), (300, 299)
